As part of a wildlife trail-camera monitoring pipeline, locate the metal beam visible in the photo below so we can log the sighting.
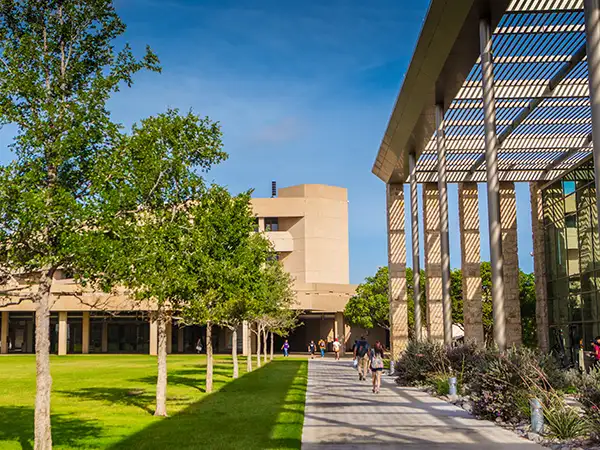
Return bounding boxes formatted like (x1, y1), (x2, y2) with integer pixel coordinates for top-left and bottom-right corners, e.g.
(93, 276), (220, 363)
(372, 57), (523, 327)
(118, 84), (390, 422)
(468, 42), (588, 175)
(480, 18), (506, 353)
(543, 132), (593, 173)
(435, 104), (453, 346)
(408, 152), (422, 341)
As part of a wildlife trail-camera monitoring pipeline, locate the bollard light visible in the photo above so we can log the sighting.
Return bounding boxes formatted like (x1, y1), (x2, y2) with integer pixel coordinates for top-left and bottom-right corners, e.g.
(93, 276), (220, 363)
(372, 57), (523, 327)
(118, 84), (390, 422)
(448, 377), (457, 397)
(530, 398), (544, 434)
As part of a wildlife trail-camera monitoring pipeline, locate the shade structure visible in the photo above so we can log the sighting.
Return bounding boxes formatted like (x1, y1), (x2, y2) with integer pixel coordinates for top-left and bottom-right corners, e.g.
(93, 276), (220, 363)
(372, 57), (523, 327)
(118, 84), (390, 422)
(373, 0), (594, 185)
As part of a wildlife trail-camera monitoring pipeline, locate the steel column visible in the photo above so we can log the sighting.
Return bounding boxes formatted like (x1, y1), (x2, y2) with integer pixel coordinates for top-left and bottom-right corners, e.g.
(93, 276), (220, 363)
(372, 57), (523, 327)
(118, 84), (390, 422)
(408, 152), (422, 341)
(480, 18), (506, 352)
(435, 105), (453, 345)
(584, 0), (600, 242)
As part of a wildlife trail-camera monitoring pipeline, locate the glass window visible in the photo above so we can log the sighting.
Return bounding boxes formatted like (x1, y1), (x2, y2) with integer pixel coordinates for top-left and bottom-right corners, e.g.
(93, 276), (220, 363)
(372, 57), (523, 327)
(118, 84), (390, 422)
(264, 217), (279, 232)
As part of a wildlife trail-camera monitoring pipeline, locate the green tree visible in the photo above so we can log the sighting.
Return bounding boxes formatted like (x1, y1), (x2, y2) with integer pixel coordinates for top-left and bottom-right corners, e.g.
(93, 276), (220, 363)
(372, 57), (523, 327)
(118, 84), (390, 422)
(520, 270), (537, 348)
(450, 268), (463, 326)
(344, 266), (389, 331)
(181, 187), (263, 393)
(80, 110), (226, 416)
(406, 267), (427, 337)
(0, 2), (158, 447)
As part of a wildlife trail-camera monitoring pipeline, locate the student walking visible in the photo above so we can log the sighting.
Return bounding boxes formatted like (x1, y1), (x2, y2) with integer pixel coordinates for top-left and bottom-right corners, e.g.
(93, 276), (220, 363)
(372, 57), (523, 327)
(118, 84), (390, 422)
(281, 340), (290, 357)
(370, 341), (385, 393)
(332, 338), (341, 360)
(592, 336), (600, 369)
(318, 338), (327, 358)
(308, 340), (316, 359)
(353, 336), (370, 381)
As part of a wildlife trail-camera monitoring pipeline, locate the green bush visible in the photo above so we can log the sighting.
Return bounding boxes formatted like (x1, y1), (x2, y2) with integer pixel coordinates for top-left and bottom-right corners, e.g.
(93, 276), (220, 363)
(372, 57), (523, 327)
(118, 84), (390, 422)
(543, 400), (588, 440)
(572, 368), (600, 437)
(394, 340), (448, 386)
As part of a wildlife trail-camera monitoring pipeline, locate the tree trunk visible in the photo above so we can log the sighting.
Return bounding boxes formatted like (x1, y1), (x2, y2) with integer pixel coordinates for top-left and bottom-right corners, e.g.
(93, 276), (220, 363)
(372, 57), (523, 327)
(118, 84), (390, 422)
(256, 325), (262, 368)
(35, 270), (54, 450)
(263, 329), (268, 364)
(270, 332), (274, 362)
(206, 321), (213, 393)
(154, 311), (168, 416)
(246, 324), (252, 373)
(232, 328), (239, 379)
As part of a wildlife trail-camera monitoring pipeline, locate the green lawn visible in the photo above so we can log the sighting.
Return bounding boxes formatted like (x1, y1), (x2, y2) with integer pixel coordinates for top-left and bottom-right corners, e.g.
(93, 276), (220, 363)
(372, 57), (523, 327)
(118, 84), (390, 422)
(0, 355), (308, 449)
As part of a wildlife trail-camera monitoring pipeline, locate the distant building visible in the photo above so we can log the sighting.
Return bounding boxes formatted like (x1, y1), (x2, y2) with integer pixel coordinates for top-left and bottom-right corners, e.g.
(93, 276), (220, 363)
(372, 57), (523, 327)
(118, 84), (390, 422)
(0, 183), (384, 355)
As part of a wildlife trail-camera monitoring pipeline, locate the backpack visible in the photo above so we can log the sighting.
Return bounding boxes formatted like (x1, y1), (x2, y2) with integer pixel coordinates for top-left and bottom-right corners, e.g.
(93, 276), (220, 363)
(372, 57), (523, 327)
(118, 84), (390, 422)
(357, 341), (369, 357)
(371, 353), (384, 370)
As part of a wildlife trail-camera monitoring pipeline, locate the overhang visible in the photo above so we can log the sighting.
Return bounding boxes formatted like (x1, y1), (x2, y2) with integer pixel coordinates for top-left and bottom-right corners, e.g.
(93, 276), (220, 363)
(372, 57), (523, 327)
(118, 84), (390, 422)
(374, 0), (591, 184)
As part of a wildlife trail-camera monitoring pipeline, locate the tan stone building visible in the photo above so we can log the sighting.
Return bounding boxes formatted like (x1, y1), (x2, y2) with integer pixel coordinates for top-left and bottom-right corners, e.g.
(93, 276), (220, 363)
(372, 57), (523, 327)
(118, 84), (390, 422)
(0, 183), (379, 356)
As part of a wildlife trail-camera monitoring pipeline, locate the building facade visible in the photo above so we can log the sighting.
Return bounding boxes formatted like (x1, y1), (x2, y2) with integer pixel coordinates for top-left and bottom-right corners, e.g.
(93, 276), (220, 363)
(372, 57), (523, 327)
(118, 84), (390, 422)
(371, 0), (600, 362)
(0, 184), (378, 355)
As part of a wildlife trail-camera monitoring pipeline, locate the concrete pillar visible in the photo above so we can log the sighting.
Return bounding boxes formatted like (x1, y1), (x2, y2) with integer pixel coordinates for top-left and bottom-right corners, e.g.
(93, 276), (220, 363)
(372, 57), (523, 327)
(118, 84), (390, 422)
(149, 318), (158, 356)
(1, 311), (8, 354)
(178, 327), (184, 353)
(242, 320), (249, 356)
(530, 182), (549, 352)
(101, 322), (108, 353)
(334, 312), (345, 355)
(500, 182), (522, 347)
(458, 183), (484, 344)
(25, 318), (33, 353)
(166, 319), (172, 355)
(584, 0), (600, 240)
(58, 311), (68, 356)
(386, 183), (409, 358)
(435, 104), (453, 345)
(423, 182), (444, 342)
(480, 17), (506, 352)
(408, 152), (422, 340)
(82, 312), (90, 354)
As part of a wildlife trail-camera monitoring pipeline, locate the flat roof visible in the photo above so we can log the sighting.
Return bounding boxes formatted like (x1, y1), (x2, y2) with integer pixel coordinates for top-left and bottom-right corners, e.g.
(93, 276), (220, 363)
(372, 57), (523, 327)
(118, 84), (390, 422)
(373, 0), (591, 184)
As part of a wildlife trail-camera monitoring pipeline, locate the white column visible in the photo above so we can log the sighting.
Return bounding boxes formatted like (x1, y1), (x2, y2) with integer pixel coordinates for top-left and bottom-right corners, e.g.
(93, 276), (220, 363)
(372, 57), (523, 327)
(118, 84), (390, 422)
(1, 311), (8, 354)
(480, 18), (506, 352)
(408, 152), (422, 340)
(58, 312), (68, 356)
(435, 104), (453, 346)
(150, 318), (158, 356)
(584, 0), (600, 240)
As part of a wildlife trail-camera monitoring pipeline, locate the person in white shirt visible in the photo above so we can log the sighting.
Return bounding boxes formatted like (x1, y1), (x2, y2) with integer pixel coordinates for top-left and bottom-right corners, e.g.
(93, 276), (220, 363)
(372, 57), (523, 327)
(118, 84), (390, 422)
(332, 338), (341, 360)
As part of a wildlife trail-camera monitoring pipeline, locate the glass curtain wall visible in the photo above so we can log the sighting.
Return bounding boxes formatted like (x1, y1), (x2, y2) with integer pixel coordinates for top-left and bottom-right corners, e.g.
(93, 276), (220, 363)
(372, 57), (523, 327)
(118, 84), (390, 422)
(542, 157), (600, 366)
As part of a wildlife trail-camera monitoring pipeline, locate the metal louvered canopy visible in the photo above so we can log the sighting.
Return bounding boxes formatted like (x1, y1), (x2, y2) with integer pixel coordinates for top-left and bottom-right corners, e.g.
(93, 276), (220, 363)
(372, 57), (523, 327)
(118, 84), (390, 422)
(373, 0), (594, 184)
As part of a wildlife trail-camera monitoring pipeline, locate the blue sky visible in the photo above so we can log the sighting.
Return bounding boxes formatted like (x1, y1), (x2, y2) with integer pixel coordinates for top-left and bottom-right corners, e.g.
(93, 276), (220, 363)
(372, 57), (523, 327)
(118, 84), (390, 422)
(0, 0), (535, 283)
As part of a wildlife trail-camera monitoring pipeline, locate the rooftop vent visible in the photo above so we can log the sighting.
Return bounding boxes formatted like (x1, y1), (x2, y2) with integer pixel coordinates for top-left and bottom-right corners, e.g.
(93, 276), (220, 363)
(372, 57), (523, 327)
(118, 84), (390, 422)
(271, 181), (277, 198)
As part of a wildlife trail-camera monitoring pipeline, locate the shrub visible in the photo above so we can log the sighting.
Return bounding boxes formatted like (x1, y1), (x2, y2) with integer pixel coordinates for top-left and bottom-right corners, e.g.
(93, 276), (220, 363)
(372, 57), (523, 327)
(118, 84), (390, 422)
(467, 347), (553, 423)
(394, 340), (448, 386)
(543, 400), (588, 440)
(572, 368), (600, 437)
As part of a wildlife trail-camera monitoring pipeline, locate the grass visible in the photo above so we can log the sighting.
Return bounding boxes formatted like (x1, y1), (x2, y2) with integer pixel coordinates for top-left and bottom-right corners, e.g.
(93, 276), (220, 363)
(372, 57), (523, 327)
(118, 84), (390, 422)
(0, 355), (308, 449)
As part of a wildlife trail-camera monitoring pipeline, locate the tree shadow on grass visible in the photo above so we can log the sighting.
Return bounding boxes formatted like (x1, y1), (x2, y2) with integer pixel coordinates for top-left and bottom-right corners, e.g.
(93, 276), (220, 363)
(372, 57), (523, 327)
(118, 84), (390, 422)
(0, 406), (103, 450)
(109, 359), (308, 450)
(58, 387), (157, 414)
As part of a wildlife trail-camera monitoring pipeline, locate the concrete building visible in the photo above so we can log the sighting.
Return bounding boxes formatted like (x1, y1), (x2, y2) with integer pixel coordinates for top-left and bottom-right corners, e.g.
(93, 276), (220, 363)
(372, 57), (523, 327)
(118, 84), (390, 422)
(374, 0), (600, 364)
(0, 184), (379, 356)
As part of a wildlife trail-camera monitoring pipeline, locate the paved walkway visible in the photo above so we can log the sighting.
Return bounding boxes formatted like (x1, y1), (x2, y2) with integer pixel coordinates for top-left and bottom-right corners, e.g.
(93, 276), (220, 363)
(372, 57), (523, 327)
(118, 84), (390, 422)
(301, 359), (544, 449)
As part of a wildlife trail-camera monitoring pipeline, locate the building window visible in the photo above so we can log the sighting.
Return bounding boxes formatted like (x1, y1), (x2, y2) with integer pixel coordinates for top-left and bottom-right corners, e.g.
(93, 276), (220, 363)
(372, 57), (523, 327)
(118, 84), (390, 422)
(542, 157), (600, 367)
(253, 217), (259, 232)
(264, 217), (279, 232)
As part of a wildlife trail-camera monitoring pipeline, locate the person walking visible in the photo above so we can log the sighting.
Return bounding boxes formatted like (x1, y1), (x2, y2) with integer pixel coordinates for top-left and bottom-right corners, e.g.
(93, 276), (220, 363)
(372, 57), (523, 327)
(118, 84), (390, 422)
(195, 338), (203, 354)
(308, 340), (316, 359)
(332, 338), (341, 361)
(353, 336), (370, 381)
(592, 336), (600, 369)
(281, 340), (290, 357)
(318, 338), (327, 358)
(370, 341), (385, 393)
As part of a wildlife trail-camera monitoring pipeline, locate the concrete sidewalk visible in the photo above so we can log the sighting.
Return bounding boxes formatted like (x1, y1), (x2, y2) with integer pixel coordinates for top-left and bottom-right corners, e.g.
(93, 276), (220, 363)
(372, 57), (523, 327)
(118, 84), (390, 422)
(301, 359), (544, 449)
